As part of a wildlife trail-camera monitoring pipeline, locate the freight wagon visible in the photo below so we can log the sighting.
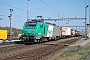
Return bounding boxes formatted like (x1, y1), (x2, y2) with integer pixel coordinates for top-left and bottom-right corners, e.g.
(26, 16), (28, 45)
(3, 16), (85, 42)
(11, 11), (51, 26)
(0, 30), (7, 40)
(74, 30), (82, 37)
(71, 29), (75, 37)
(60, 27), (71, 38)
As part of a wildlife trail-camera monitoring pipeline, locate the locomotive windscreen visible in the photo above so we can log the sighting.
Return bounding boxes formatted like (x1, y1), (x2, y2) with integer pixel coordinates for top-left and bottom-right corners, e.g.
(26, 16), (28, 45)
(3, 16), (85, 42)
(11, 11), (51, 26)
(26, 22), (36, 28)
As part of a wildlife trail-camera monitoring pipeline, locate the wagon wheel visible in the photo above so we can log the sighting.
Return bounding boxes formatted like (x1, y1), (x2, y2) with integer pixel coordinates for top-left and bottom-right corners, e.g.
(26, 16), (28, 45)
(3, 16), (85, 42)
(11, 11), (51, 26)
(37, 39), (40, 44)
(54, 37), (57, 41)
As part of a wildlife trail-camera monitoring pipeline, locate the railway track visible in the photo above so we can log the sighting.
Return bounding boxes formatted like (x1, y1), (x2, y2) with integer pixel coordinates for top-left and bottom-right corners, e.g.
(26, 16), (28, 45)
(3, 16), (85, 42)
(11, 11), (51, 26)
(0, 42), (14, 46)
(0, 37), (81, 60)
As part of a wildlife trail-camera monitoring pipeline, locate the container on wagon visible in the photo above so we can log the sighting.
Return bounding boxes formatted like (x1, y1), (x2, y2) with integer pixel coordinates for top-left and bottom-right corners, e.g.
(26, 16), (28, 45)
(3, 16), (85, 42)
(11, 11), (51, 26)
(60, 27), (66, 36)
(60, 27), (71, 38)
(71, 29), (75, 36)
(0, 30), (7, 40)
(66, 27), (71, 36)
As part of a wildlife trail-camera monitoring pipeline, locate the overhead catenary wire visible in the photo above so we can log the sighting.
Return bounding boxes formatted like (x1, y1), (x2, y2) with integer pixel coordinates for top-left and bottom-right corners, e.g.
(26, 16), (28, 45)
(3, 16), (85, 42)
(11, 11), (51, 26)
(0, 7), (26, 18)
(39, 0), (65, 17)
(0, 1), (25, 11)
(0, 9), (26, 18)
(0, 2), (35, 18)
(56, 0), (75, 17)
(0, 10), (26, 23)
(0, 10), (9, 15)
(0, 8), (27, 23)
(0, 1), (37, 15)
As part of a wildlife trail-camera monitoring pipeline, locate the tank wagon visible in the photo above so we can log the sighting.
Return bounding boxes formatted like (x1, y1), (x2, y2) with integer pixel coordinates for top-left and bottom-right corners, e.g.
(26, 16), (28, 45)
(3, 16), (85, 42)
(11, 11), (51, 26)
(20, 20), (61, 43)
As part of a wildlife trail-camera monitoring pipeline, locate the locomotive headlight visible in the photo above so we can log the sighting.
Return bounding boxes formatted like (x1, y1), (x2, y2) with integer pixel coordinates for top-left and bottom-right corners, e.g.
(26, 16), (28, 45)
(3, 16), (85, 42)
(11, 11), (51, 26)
(32, 31), (35, 33)
(23, 33), (25, 35)
(32, 30), (36, 35)
(38, 33), (41, 34)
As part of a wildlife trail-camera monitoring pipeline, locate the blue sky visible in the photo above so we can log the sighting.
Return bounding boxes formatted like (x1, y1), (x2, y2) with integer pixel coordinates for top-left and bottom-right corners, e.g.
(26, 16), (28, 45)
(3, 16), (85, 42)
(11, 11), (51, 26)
(0, 0), (90, 31)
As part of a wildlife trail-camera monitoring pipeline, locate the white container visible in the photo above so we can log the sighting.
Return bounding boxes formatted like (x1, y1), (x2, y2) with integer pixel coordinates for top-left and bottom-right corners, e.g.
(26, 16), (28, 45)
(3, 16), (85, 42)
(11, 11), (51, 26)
(66, 27), (71, 35)
(72, 30), (75, 36)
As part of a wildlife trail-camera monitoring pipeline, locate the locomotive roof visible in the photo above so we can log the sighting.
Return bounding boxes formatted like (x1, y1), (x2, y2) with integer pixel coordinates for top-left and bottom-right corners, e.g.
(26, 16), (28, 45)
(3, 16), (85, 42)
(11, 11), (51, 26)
(26, 20), (57, 26)
(26, 19), (44, 23)
(45, 22), (56, 26)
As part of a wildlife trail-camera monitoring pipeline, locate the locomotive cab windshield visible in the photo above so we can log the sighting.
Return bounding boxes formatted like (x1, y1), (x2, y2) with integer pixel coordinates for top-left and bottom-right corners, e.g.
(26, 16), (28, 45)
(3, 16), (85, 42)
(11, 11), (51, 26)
(26, 22), (36, 28)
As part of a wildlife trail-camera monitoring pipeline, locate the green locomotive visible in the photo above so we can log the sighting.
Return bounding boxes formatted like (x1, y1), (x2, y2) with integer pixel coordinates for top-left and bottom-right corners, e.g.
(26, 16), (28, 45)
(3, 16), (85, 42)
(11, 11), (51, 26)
(20, 20), (61, 43)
